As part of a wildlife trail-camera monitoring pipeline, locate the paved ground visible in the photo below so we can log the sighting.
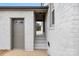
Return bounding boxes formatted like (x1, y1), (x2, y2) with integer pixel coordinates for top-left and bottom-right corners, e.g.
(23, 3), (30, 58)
(0, 50), (48, 56)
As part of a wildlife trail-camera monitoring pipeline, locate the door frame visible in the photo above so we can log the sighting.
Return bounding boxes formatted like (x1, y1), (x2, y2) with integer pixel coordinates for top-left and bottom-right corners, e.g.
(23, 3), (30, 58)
(10, 18), (25, 50)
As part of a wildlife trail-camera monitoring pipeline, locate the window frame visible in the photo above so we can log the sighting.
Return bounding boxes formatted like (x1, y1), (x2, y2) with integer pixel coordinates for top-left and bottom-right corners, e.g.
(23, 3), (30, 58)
(50, 4), (55, 28)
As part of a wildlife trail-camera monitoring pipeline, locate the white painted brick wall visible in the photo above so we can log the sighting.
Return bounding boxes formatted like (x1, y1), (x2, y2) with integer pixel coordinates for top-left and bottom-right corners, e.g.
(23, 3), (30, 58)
(0, 11), (34, 51)
(46, 3), (79, 56)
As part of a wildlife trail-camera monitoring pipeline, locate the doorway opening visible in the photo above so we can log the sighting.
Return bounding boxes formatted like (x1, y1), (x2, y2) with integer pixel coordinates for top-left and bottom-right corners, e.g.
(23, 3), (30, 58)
(34, 12), (47, 49)
(36, 21), (43, 35)
(11, 18), (24, 50)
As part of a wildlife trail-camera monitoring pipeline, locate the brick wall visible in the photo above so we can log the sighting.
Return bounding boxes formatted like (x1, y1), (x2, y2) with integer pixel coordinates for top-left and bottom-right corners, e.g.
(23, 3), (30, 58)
(46, 3), (79, 56)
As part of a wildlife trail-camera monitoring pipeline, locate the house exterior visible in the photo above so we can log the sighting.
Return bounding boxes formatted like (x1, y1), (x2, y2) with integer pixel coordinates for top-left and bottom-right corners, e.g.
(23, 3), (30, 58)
(0, 6), (48, 51)
(45, 3), (79, 56)
(1, 3), (79, 56)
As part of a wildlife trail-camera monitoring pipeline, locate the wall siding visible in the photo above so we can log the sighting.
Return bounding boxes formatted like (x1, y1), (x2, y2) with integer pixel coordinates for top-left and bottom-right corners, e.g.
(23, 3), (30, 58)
(46, 3), (79, 56)
(0, 11), (34, 51)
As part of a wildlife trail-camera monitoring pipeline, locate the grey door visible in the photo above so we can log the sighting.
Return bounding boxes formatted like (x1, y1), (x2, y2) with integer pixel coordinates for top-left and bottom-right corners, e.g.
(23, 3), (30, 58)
(13, 18), (24, 50)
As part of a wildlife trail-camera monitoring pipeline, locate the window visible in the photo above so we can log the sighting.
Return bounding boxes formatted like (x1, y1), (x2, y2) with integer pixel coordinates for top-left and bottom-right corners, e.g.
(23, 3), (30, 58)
(52, 10), (55, 25)
(50, 4), (55, 27)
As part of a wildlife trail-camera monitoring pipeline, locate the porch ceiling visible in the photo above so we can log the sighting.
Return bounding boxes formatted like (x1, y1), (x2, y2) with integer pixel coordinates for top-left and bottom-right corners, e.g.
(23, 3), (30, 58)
(34, 12), (46, 21)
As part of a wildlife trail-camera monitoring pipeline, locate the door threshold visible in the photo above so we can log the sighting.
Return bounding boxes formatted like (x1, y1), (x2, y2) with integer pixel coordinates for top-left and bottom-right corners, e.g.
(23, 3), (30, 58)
(12, 49), (24, 51)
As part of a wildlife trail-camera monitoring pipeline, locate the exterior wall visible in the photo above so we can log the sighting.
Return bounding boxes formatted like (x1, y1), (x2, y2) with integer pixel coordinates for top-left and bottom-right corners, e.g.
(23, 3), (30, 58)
(72, 4), (79, 55)
(46, 3), (79, 56)
(0, 11), (34, 51)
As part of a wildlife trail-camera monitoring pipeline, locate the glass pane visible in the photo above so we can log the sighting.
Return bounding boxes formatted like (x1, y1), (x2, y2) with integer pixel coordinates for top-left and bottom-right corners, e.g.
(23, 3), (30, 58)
(52, 10), (54, 24)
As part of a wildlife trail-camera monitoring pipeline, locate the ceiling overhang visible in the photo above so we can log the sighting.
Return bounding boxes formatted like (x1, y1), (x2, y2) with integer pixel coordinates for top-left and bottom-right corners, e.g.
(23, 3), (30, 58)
(0, 6), (48, 12)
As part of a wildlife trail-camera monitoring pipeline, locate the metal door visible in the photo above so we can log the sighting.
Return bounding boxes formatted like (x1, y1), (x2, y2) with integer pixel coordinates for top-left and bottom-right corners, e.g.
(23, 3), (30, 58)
(13, 18), (24, 50)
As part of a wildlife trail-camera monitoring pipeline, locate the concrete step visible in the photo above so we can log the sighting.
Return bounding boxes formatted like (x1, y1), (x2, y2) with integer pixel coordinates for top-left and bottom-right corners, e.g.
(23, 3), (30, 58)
(35, 37), (46, 40)
(35, 46), (47, 49)
(35, 35), (47, 49)
(35, 43), (48, 49)
(35, 39), (47, 43)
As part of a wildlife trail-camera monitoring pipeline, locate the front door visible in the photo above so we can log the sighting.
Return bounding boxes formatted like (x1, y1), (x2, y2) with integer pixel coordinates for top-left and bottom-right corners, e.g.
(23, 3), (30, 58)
(12, 18), (24, 50)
